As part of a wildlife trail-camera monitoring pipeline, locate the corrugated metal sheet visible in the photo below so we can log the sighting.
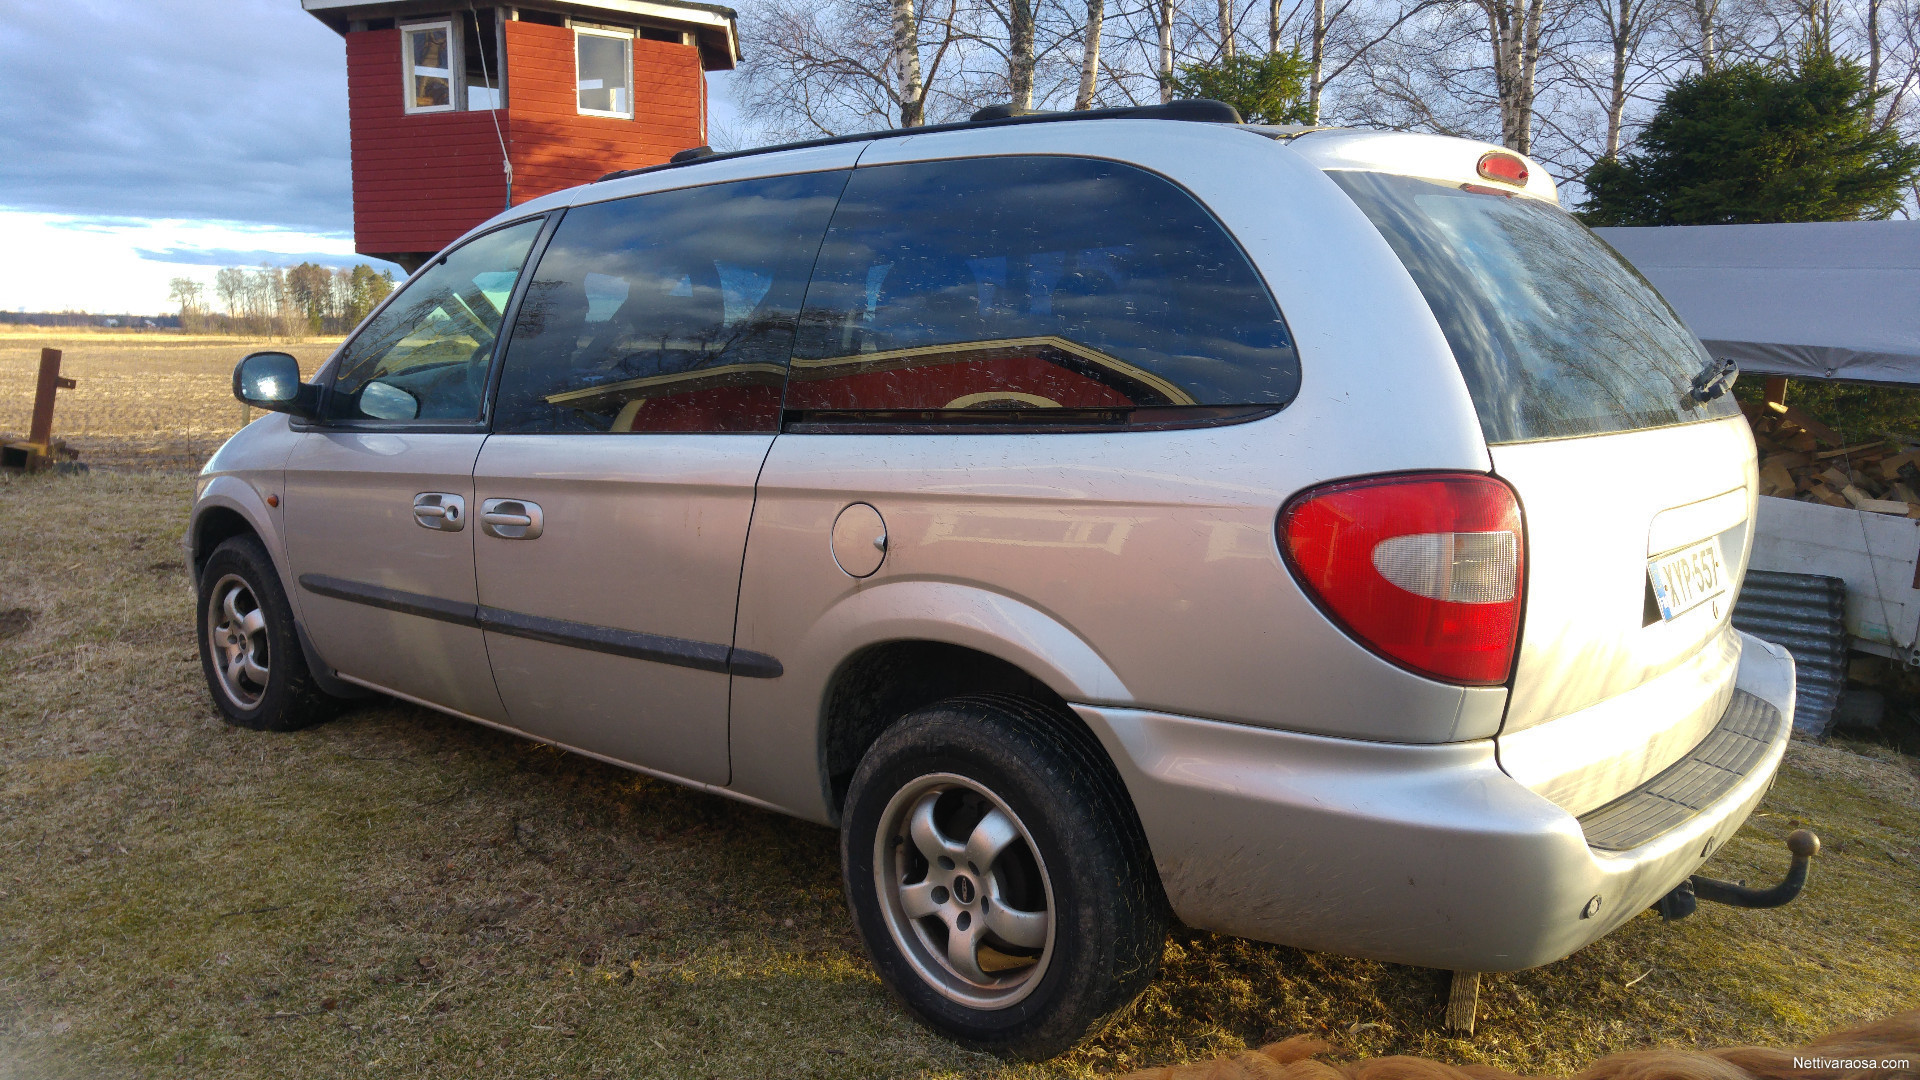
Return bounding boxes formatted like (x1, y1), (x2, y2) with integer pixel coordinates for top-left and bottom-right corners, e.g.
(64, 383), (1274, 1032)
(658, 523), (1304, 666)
(1732, 570), (1848, 737)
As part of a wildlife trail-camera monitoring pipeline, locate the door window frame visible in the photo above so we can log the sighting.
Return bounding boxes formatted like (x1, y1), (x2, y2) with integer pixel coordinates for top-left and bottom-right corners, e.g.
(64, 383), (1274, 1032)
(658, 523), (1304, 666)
(301, 213), (561, 434)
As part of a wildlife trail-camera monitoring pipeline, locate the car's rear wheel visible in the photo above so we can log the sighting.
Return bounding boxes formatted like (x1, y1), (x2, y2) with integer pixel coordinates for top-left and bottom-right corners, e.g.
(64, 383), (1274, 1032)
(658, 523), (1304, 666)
(842, 695), (1166, 1059)
(196, 535), (339, 732)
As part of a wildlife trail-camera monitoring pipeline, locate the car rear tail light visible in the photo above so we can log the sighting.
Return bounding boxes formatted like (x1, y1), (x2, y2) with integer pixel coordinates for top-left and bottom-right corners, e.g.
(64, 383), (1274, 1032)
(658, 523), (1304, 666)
(1477, 151), (1530, 186)
(1279, 473), (1524, 685)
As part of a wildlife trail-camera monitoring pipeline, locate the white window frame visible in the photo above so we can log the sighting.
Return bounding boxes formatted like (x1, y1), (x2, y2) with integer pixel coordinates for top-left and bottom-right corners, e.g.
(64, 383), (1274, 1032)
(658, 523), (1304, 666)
(401, 20), (460, 115)
(573, 25), (635, 119)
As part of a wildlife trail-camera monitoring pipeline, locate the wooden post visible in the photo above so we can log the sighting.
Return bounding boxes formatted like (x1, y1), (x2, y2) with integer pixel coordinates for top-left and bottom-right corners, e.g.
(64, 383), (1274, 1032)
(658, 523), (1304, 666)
(1764, 376), (1789, 414)
(29, 348), (76, 448)
(1445, 970), (1480, 1034)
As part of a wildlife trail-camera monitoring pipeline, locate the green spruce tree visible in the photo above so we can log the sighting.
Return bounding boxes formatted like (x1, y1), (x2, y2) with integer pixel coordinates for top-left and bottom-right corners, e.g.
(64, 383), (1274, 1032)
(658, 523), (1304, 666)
(1580, 50), (1920, 225)
(1166, 51), (1313, 125)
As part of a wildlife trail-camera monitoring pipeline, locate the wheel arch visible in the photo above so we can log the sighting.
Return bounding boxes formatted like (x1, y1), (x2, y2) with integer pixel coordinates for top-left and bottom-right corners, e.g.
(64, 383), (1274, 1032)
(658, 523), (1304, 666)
(190, 503), (258, 579)
(190, 477), (284, 579)
(815, 640), (1145, 852)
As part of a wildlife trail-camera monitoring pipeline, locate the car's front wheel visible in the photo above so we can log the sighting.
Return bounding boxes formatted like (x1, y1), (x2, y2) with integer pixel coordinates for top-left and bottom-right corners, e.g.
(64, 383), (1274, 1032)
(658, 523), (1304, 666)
(842, 695), (1167, 1059)
(196, 535), (339, 732)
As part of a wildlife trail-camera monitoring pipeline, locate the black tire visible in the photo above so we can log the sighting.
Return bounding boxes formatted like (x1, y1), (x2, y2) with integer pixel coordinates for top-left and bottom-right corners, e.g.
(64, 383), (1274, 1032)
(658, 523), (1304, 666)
(195, 535), (339, 732)
(842, 695), (1167, 1060)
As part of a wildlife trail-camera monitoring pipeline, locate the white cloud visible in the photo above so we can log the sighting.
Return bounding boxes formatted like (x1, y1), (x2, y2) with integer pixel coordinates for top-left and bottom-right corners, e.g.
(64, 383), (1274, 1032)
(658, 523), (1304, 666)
(0, 211), (394, 315)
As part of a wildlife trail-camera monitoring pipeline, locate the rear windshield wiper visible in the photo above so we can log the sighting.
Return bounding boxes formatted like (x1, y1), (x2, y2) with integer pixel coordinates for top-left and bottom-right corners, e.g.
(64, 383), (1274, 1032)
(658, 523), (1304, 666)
(1691, 357), (1739, 402)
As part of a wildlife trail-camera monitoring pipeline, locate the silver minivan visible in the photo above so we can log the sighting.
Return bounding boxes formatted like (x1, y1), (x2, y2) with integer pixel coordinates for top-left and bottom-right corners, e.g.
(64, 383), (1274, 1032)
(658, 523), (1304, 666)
(193, 102), (1795, 1058)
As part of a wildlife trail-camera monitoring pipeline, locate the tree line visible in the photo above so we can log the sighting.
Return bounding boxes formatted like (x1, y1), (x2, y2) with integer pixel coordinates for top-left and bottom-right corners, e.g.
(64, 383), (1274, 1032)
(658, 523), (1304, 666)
(731, 0), (1920, 218)
(167, 263), (395, 338)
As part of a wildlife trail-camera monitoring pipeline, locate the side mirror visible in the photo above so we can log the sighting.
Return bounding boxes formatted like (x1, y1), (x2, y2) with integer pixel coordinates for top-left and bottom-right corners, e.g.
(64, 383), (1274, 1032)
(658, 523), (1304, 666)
(233, 352), (319, 418)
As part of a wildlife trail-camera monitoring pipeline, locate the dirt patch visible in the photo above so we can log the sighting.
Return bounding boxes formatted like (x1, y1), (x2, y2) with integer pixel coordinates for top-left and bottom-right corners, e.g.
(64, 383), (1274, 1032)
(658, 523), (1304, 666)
(0, 607), (32, 641)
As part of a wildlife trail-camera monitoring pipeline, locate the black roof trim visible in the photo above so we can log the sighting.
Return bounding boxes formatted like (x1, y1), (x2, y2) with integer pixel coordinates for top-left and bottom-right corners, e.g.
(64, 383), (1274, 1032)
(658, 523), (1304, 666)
(594, 98), (1245, 184)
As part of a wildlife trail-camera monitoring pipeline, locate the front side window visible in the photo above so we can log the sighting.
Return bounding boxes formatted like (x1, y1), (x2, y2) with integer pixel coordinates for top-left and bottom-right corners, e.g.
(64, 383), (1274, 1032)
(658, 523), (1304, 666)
(493, 171), (848, 434)
(402, 22), (454, 113)
(1328, 170), (1737, 443)
(788, 156), (1298, 425)
(575, 28), (633, 117)
(327, 218), (545, 423)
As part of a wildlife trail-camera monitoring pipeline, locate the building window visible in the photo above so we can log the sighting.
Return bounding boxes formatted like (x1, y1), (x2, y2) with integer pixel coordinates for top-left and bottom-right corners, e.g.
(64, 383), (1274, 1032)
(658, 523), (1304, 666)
(575, 27), (633, 118)
(462, 9), (502, 110)
(401, 21), (455, 113)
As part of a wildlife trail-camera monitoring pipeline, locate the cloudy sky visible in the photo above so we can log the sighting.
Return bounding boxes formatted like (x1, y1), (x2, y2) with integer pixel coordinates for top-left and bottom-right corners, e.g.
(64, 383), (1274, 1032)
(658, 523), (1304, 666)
(0, 0), (742, 315)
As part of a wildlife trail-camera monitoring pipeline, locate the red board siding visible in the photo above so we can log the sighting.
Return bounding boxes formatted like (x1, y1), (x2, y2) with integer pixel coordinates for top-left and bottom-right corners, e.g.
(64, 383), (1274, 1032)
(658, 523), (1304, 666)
(503, 23), (705, 206)
(346, 29), (510, 257)
(345, 24), (705, 260)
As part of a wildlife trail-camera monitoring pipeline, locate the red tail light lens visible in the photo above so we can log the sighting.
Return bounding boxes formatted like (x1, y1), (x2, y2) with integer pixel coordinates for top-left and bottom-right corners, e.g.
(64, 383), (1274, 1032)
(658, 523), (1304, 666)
(1280, 473), (1524, 686)
(1477, 151), (1531, 186)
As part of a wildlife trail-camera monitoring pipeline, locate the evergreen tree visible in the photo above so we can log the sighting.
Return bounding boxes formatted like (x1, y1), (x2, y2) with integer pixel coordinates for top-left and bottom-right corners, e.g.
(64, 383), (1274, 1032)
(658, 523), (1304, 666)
(1580, 50), (1920, 225)
(1165, 51), (1313, 125)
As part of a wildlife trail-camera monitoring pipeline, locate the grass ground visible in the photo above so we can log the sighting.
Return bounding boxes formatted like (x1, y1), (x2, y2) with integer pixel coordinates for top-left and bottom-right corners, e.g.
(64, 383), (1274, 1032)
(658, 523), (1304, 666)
(1, 332), (1917, 1077)
(3, 471), (1918, 1080)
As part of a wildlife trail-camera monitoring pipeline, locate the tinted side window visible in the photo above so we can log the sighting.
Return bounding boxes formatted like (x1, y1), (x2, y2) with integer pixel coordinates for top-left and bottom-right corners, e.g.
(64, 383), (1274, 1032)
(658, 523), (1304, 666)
(327, 218), (544, 422)
(789, 156), (1297, 422)
(493, 171), (848, 434)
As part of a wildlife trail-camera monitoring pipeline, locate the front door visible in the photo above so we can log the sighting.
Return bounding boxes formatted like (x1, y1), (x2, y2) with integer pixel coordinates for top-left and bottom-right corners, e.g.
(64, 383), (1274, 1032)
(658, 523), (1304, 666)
(473, 169), (848, 784)
(284, 217), (547, 720)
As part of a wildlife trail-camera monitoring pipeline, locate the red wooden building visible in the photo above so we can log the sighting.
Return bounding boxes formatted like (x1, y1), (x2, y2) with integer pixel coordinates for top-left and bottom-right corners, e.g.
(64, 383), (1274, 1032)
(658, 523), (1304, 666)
(302, 1), (739, 270)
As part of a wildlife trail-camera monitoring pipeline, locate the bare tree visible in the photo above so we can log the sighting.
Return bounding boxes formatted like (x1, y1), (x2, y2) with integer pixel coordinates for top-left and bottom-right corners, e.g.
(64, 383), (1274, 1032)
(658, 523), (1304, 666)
(1159, 0), (1178, 99)
(1479, 0), (1551, 151)
(1076, 0), (1107, 105)
(894, 0), (930, 123)
(1583, 0), (1675, 156)
(1011, 0), (1039, 105)
(736, 0), (977, 135)
(1690, 0), (1721, 67)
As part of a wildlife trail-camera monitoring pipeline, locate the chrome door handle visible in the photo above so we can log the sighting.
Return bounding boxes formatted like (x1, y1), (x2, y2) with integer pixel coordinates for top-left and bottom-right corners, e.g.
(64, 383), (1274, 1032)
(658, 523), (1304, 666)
(413, 492), (466, 531)
(480, 498), (544, 539)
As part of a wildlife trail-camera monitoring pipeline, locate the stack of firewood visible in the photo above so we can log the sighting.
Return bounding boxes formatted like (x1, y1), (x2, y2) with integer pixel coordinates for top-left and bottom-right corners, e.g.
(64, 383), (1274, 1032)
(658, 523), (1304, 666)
(1743, 400), (1920, 517)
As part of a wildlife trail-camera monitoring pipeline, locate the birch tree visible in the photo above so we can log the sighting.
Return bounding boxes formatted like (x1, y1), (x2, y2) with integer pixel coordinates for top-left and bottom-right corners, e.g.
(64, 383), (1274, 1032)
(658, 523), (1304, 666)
(1479, 0), (1550, 151)
(1076, 0), (1106, 106)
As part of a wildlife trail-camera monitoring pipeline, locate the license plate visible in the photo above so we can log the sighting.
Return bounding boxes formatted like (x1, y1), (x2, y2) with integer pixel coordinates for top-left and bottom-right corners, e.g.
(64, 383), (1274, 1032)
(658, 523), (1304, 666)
(1648, 539), (1729, 621)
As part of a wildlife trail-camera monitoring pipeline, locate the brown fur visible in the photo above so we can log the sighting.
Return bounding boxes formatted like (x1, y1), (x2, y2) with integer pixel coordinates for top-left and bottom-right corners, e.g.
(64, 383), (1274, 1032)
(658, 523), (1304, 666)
(1118, 1010), (1920, 1080)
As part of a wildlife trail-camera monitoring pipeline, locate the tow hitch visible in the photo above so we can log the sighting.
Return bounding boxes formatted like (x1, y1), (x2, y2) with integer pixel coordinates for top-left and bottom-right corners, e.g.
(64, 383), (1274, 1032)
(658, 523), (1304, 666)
(1656, 829), (1820, 921)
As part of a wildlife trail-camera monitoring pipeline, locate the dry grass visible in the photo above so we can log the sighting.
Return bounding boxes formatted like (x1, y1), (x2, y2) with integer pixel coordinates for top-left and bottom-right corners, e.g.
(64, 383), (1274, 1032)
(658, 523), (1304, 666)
(0, 330), (340, 471)
(1, 343), (1918, 1079)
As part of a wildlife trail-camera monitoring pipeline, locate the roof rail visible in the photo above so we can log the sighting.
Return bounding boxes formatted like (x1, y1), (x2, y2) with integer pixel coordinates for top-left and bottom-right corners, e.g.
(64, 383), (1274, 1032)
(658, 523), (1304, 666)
(595, 98), (1246, 184)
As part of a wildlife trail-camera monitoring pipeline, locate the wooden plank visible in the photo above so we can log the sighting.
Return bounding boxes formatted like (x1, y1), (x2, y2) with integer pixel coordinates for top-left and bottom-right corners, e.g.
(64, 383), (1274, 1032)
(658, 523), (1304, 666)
(1445, 971), (1479, 1034)
(1780, 405), (1844, 447)
(1813, 440), (1890, 460)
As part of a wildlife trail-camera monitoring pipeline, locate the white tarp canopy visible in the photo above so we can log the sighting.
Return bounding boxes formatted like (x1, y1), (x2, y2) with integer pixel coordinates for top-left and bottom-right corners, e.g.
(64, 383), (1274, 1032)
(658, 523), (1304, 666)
(1595, 221), (1920, 384)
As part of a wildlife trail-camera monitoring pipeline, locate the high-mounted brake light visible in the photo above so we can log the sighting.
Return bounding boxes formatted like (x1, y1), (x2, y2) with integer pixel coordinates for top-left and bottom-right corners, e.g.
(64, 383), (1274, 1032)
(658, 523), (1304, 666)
(1279, 473), (1525, 685)
(1477, 151), (1530, 186)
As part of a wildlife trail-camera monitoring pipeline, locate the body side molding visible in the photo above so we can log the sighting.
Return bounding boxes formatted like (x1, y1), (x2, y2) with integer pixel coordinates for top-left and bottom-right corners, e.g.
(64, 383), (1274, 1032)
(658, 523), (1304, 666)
(297, 574), (782, 678)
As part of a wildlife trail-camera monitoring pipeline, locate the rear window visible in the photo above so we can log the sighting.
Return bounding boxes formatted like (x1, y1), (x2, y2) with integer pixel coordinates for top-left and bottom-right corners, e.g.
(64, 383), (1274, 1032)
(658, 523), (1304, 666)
(1328, 171), (1737, 443)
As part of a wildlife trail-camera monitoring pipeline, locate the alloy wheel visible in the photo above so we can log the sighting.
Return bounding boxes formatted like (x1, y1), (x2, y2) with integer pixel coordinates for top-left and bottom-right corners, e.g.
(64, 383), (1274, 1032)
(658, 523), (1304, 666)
(206, 573), (270, 710)
(873, 772), (1056, 1010)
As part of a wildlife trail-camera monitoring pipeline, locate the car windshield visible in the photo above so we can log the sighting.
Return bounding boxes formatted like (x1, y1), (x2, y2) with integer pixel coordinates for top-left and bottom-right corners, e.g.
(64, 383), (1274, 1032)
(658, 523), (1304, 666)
(1327, 171), (1737, 444)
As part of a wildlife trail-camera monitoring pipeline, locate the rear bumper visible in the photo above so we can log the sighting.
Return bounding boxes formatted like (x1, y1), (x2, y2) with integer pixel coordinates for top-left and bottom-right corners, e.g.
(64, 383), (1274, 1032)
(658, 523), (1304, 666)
(1077, 630), (1795, 971)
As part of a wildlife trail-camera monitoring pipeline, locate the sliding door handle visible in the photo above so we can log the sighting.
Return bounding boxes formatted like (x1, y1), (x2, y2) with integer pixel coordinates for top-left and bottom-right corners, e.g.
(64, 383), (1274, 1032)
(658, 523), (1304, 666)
(480, 498), (544, 540)
(413, 493), (466, 531)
